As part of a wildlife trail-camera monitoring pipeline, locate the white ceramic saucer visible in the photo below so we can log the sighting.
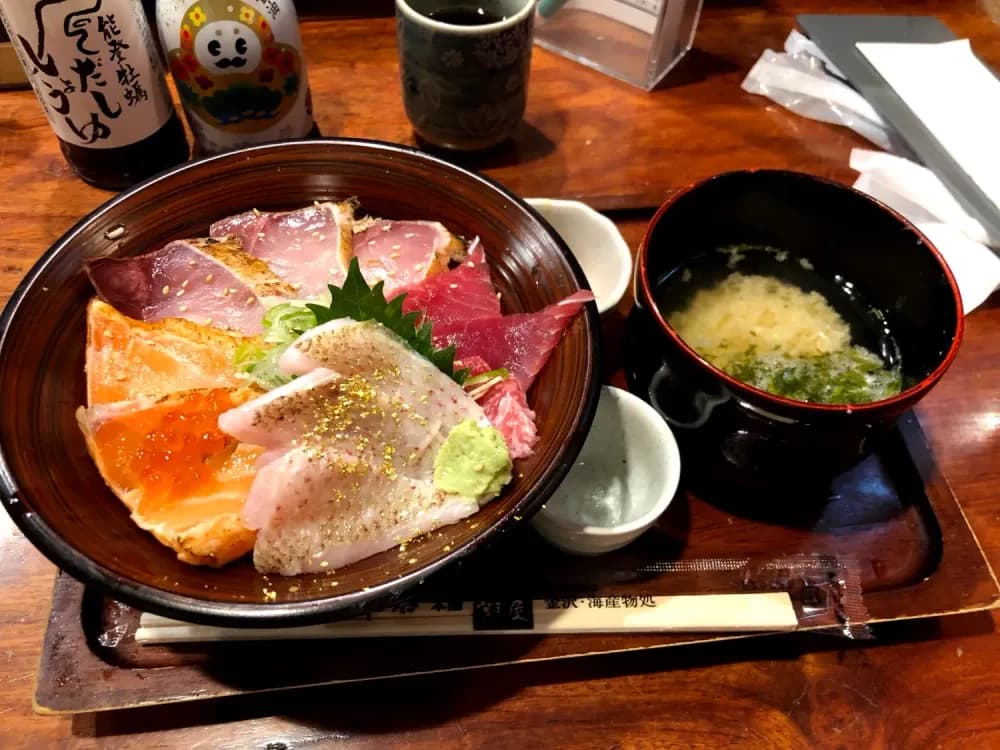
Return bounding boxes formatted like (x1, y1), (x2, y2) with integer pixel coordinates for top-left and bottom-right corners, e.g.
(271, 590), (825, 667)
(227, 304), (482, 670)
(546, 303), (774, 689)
(531, 385), (681, 556)
(526, 198), (633, 314)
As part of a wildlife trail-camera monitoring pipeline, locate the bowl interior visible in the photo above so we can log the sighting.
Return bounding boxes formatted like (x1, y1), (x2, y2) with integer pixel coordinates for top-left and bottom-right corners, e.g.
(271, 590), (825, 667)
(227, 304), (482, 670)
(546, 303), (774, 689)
(539, 385), (679, 533)
(0, 139), (599, 625)
(640, 170), (962, 394)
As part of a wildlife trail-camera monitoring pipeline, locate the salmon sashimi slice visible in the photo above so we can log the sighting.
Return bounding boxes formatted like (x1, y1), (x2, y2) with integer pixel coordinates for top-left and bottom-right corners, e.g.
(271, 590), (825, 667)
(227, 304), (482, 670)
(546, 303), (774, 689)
(85, 299), (250, 406)
(77, 387), (262, 566)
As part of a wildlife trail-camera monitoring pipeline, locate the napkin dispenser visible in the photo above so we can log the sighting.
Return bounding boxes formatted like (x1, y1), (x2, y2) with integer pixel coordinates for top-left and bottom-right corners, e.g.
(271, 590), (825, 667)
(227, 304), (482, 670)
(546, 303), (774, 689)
(534, 0), (703, 90)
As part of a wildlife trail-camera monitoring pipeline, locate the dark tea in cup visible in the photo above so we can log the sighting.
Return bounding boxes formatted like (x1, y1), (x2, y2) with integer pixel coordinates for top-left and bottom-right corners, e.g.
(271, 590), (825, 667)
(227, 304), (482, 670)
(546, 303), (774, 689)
(427, 6), (508, 24)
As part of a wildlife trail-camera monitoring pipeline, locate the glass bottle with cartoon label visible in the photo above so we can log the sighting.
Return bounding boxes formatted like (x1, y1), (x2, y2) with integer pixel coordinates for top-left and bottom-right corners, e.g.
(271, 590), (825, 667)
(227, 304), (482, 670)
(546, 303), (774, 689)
(156, 0), (317, 154)
(0, 0), (190, 190)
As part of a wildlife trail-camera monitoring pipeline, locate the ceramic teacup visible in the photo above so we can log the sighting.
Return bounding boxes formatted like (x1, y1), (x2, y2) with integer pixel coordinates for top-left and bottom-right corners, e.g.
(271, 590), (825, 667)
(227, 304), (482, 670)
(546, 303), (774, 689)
(396, 0), (536, 151)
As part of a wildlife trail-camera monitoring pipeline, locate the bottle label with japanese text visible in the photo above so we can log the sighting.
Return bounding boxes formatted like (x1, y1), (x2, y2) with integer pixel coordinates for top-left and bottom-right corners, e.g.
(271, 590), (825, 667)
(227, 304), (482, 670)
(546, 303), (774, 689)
(0, 0), (174, 150)
(156, 0), (314, 153)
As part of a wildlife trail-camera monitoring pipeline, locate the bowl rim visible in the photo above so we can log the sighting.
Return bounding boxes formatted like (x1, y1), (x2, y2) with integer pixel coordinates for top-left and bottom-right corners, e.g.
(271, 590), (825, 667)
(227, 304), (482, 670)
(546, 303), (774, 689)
(635, 168), (966, 415)
(532, 385), (681, 539)
(0, 136), (601, 626)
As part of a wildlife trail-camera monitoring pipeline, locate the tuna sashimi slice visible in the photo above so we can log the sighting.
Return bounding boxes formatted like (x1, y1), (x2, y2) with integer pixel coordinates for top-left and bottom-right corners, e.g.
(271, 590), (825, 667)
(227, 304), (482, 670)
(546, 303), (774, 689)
(85, 237), (294, 335)
(218, 318), (497, 576)
(454, 355), (536, 458)
(432, 290), (595, 390)
(479, 378), (538, 459)
(399, 240), (501, 327)
(354, 219), (466, 298)
(210, 201), (355, 300)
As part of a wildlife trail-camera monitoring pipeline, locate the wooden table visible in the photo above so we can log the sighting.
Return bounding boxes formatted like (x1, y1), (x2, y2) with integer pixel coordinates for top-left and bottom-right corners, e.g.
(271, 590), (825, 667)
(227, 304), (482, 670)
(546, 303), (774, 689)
(3, 1), (1000, 746)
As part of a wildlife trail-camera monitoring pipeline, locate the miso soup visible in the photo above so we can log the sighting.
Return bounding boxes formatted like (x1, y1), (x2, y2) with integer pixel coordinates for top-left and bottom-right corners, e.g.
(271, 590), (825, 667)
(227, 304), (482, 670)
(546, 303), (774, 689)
(657, 245), (902, 405)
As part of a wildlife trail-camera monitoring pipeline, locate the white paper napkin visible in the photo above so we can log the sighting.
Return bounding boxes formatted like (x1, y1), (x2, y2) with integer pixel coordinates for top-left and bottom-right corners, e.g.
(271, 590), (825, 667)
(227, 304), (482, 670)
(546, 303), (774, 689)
(856, 40), (1000, 216)
(850, 148), (1000, 314)
(743, 32), (1000, 313)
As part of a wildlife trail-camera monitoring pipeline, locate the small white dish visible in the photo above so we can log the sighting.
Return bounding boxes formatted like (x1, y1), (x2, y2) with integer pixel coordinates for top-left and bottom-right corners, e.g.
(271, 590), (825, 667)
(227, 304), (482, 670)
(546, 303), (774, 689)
(531, 385), (681, 556)
(526, 198), (632, 314)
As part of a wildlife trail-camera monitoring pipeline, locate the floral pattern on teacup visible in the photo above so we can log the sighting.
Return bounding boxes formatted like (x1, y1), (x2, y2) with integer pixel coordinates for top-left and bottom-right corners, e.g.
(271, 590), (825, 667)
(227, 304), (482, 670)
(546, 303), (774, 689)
(458, 101), (518, 136)
(440, 48), (464, 69)
(473, 26), (528, 69)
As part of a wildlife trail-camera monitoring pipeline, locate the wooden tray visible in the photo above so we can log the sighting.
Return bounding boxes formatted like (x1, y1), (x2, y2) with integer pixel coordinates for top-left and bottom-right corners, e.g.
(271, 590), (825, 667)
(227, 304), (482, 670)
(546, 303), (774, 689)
(34, 413), (1000, 714)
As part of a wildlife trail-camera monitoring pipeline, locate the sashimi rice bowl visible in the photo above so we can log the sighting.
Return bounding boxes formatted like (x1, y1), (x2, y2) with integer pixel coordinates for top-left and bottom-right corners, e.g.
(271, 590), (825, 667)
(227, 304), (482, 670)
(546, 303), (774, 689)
(0, 140), (600, 625)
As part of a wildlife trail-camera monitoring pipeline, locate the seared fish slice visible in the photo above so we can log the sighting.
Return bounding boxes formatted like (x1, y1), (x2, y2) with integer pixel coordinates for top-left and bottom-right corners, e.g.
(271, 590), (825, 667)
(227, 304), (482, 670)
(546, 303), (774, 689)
(218, 319), (490, 576)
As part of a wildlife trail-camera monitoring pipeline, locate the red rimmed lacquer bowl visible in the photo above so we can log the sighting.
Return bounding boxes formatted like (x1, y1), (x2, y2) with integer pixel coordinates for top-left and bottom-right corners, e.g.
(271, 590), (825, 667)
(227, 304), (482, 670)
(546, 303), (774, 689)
(628, 169), (963, 487)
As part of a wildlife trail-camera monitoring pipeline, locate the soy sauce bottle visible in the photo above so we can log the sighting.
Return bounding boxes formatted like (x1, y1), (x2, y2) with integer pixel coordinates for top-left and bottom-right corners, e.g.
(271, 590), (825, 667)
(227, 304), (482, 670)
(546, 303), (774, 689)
(0, 0), (190, 191)
(155, 0), (318, 155)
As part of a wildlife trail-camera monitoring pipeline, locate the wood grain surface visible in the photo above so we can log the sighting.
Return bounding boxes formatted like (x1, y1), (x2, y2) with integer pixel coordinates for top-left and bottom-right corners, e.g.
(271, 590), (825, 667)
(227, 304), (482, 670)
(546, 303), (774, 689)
(3, 1), (1000, 747)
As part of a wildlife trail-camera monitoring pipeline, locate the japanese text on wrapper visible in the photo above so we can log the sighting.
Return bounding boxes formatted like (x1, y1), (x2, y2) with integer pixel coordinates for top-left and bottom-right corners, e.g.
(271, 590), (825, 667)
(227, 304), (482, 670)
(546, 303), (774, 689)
(15, 1), (148, 145)
(544, 595), (657, 609)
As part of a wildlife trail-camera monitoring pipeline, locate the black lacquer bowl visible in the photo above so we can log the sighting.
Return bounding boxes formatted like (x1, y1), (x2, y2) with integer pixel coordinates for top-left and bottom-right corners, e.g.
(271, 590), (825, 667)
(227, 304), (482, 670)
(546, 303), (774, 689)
(629, 170), (963, 485)
(0, 138), (600, 626)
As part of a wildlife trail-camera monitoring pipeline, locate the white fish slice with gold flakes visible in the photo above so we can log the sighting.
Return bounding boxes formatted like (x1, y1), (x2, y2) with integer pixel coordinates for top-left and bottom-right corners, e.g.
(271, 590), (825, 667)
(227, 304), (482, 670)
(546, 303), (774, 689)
(218, 319), (511, 576)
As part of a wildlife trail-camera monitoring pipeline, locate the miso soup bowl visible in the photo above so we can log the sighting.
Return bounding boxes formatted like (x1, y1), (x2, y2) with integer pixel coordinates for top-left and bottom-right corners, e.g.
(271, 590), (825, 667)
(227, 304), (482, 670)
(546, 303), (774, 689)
(629, 170), (964, 484)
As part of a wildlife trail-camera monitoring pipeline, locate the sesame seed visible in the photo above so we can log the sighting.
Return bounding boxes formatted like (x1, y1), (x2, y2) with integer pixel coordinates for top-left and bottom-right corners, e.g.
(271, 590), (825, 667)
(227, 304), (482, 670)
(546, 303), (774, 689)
(449, 283), (458, 289)
(205, 273), (214, 283)
(161, 285), (170, 294)
(179, 303), (189, 313)
(175, 288), (185, 297)
(390, 252), (401, 259)
(181, 279), (189, 288)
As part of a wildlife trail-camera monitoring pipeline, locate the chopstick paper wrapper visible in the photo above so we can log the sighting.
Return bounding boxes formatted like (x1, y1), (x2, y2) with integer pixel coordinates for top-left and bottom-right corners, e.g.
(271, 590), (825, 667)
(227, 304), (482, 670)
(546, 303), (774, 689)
(136, 593), (799, 644)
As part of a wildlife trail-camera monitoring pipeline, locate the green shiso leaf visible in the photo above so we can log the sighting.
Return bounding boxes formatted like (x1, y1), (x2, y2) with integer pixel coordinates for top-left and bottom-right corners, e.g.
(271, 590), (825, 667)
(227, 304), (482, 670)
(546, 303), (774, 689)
(306, 257), (468, 384)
